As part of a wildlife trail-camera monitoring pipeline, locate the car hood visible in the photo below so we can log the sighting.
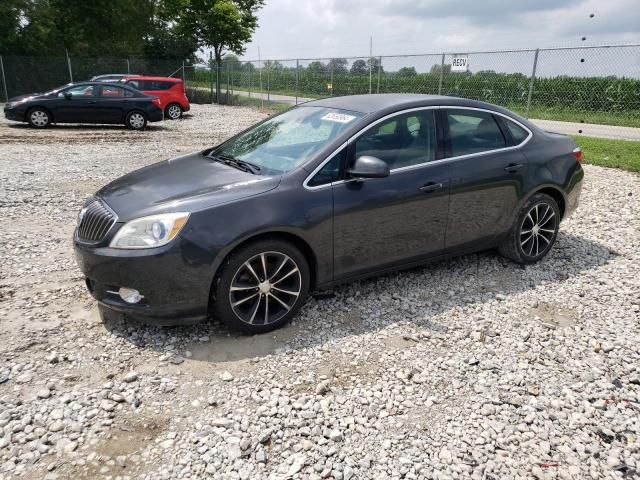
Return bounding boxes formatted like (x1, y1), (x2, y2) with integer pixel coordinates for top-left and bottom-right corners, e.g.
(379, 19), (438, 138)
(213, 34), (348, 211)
(96, 151), (281, 221)
(8, 93), (44, 103)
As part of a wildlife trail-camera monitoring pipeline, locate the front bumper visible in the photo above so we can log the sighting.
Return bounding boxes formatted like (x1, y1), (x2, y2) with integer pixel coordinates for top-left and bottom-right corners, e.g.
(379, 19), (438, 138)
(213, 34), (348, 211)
(4, 107), (24, 122)
(74, 233), (215, 325)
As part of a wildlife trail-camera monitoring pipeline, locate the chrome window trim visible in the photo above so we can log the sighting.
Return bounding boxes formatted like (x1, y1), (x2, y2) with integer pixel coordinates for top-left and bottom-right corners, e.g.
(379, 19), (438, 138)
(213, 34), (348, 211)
(303, 105), (533, 191)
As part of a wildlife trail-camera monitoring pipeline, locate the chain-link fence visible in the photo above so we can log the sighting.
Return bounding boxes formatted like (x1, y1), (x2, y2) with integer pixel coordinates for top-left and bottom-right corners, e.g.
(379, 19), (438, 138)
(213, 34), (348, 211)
(1, 44), (640, 139)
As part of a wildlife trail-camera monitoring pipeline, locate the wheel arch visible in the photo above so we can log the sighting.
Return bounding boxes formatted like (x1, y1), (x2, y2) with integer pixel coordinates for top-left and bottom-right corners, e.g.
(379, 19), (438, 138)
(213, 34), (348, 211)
(26, 105), (54, 123)
(528, 184), (567, 220)
(209, 230), (319, 294)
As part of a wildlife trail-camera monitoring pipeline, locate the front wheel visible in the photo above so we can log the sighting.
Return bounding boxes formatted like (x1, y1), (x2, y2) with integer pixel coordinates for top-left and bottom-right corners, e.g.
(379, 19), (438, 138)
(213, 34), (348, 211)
(125, 111), (147, 130)
(165, 103), (183, 120)
(28, 108), (51, 128)
(498, 193), (560, 264)
(212, 240), (310, 334)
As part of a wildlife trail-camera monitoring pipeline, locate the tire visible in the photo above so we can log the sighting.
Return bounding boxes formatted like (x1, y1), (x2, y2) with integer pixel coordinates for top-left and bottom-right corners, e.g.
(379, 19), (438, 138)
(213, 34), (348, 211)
(212, 239), (310, 334)
(27, 108), (51, 128)
(498, 193), (560, 264)
(165, 103), (183, 120)
(125, 111), (147, 130)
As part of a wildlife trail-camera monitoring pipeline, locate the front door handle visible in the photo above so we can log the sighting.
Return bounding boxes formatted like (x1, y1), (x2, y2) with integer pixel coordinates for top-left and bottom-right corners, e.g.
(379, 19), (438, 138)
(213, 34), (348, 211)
(87, 101), (97, 104)
(419, 182), (443, 193)
(504, 163), (523, 173)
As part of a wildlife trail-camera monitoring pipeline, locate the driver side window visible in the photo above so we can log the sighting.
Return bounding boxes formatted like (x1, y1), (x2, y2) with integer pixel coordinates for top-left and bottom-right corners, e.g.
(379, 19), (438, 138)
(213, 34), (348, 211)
(354, 110), (436, 170)
(58, 85), (95, 97)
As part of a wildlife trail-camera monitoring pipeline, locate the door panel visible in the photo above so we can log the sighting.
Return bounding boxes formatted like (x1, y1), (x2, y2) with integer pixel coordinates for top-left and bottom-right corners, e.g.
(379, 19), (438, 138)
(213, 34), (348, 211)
(54, 85), (98, 122)
(332, 165), (450, 279)
(443, 109), (529, 250)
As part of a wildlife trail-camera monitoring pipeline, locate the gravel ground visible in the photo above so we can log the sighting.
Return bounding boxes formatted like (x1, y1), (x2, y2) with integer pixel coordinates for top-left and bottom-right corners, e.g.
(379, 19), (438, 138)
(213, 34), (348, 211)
(0, 104), (639, 480)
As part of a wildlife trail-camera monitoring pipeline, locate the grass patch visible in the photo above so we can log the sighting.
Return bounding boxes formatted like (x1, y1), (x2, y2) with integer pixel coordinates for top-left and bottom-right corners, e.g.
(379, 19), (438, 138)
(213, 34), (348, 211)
(573, 135), (640, 172)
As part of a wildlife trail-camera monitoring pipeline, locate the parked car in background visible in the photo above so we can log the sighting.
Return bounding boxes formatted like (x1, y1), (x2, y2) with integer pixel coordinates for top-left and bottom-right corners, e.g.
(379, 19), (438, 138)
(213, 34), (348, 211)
(4, 82), (163, 130)
(121, 76), (190, 119)
(73, 94), (584, 334)
(91, 74), (141, 82)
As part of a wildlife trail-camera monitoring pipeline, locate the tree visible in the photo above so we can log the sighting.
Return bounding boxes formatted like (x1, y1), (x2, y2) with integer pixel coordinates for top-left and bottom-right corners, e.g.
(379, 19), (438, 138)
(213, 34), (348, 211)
(350, 59), (367, 75)
(168, 0), (265, 100)
(367, 57), (383, 74)
(397, 66), (417, 77)
(306, 61), (326, 74)
(430, 63), (452, 75)
(263, 59), (284, 71)
(327, 58), (348, 74)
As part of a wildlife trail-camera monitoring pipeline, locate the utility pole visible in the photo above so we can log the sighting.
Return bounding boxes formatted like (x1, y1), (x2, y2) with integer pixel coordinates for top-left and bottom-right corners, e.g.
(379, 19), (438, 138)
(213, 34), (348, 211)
(368, 36), (373, 94)
(65, 49), (73, 83)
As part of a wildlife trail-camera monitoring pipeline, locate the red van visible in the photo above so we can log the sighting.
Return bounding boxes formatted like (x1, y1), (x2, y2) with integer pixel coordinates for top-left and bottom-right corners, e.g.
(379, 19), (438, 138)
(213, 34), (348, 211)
(121, 76), (190, 120)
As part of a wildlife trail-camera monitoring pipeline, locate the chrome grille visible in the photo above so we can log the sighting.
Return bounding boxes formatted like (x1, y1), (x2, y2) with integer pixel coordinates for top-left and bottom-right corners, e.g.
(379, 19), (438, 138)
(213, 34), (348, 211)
(77, 200), (115, 243)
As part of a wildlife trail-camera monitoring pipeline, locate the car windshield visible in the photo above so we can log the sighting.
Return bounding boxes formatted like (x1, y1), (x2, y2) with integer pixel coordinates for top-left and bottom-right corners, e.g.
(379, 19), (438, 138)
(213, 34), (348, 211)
(43, 84), (73, 95)
(210, 106), (363, 174)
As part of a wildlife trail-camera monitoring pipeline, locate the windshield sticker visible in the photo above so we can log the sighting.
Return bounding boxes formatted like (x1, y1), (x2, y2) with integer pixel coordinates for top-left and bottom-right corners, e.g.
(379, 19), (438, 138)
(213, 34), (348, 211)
(321, 112), (356, 123)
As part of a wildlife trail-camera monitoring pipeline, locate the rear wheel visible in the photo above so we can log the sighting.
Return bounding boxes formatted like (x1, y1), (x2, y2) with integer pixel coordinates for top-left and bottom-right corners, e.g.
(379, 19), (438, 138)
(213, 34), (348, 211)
(28, 108), (51, 128)
(125, 111), (147, 130)
(165, 103), (183, 120)
(212, 239), (310, 334)
(498, 193), (560, 264)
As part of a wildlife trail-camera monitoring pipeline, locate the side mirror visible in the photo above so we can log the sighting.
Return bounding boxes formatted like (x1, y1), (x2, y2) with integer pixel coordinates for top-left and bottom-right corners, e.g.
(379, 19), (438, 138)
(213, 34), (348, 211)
(347, 156), (390, 179)
(64, 92), (72, 100)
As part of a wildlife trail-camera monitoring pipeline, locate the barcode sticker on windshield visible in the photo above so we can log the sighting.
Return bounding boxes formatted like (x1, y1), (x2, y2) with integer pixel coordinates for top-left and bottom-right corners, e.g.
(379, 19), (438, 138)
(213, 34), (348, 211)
(321, 112), (356, 123)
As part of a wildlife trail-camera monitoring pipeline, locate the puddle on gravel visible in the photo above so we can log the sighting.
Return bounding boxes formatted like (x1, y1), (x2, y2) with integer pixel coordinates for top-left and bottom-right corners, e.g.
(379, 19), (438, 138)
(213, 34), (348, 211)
(187, 323), (301, 363)
(529, 302), (578, 328)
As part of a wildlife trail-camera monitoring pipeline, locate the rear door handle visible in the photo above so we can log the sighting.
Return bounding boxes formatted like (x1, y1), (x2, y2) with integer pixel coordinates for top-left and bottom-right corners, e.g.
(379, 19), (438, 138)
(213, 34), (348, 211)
(419, 182), (443, 193)
(504, 163), (523, 173)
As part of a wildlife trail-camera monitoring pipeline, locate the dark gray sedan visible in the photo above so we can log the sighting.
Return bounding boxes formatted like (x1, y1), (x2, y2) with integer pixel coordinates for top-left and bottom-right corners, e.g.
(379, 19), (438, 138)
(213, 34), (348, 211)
(74, 94), (584, 333)
(4, 82), (163, 129)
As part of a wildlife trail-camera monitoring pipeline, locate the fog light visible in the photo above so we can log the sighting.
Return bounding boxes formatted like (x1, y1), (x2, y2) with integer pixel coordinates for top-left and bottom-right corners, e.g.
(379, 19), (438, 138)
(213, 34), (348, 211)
(119, 287), (143, 304)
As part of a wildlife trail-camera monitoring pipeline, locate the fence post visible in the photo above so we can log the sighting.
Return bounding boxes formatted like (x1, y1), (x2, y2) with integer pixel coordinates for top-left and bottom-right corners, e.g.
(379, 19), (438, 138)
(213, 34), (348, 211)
(368, 36), (373, 94)
(216, 61), (220, 104)
(376, 56), (382, 94)
(267, 63), (270, 105)
(437, 53), (445, 95)
(330, 63), (334, 97)
(248, 63), (252, 99)
(126, 58), (130, 74)
(226, 63), (230, 104)
(209, 52), (214, 104)
(0, 55), (8, 102)
(65, 49), (73, 83)
(525, 48), (539, 119)
(295, 59), (299, 105)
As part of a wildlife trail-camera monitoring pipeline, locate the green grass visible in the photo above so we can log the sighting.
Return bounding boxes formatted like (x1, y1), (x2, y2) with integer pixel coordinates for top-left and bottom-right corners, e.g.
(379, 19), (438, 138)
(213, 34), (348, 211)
(513, 105), (640, 128)
(573, 135), (640, 172)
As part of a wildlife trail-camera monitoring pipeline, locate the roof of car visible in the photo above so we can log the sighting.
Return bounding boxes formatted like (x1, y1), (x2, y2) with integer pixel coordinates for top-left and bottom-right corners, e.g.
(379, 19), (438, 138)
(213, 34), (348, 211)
(122, 75), (182, 82)
(304, 94), (508, 114)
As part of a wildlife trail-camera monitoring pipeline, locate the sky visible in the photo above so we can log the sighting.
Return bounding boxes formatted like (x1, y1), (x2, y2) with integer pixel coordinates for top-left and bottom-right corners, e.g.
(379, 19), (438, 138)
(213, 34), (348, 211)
(241, 0), (640, 61)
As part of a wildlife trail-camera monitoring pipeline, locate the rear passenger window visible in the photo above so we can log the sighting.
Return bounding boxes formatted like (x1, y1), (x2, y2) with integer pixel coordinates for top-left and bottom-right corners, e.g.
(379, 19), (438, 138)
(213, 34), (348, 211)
(145, 81), (173, 90)
(446, 109), (506, 157)
(505, 119), (529, 144)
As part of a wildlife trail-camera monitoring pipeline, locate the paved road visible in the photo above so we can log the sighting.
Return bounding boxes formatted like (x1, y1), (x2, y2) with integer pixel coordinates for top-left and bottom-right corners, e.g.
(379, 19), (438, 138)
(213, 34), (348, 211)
(206, 87), (640, 141)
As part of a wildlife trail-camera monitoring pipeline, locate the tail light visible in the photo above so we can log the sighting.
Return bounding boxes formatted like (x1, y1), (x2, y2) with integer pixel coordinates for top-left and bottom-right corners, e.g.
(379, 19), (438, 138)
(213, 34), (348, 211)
(152, 97), (161, 107)
(572, 147), (583, 164)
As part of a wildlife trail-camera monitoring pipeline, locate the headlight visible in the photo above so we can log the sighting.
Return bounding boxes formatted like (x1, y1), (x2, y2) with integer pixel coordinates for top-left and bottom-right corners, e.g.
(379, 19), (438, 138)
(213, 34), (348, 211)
(109, 213), (190, 249)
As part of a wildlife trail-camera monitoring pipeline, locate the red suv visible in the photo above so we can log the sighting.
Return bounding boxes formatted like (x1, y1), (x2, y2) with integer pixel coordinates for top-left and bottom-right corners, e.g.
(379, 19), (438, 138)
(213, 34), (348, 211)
(121, 76), (190, 120)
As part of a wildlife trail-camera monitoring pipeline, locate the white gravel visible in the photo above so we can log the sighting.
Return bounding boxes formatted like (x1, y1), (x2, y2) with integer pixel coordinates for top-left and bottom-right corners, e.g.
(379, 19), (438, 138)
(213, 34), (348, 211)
(0, 104), (639, 479)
